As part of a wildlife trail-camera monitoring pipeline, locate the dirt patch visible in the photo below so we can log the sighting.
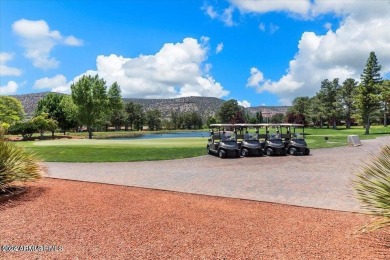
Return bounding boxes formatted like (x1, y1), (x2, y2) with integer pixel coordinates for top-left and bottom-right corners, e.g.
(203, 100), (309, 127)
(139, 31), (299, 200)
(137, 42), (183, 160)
(1, 178), (388, 259)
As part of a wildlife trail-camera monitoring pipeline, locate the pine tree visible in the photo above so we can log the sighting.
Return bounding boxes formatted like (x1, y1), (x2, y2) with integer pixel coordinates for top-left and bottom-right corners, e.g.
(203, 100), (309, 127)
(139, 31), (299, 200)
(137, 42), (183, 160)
(355, 51), (382, 134)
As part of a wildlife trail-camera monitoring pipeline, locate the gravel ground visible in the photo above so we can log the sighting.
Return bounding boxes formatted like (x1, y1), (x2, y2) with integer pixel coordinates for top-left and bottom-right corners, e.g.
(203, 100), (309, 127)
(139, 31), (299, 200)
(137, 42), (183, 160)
(46, 135), (390, 212)
(1, 179), (389, 259)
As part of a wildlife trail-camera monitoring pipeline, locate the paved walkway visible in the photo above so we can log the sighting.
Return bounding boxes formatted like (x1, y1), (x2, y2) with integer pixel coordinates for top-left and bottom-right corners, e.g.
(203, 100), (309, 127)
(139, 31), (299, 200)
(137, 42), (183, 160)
(45, 136), (390, 212)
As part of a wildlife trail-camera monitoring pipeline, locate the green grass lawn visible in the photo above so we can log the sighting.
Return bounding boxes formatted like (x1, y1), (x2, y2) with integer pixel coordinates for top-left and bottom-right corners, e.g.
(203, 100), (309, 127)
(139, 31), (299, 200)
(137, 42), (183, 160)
(16, 126), (390, 162)
(21, 138), (206, 162)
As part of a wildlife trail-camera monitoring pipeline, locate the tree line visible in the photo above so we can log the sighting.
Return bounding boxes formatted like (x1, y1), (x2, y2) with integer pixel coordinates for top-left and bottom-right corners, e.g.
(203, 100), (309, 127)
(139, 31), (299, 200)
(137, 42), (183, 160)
(286, 51), (389, 134)
(1, 75), (205, 139)
(213, 52), (389, 135)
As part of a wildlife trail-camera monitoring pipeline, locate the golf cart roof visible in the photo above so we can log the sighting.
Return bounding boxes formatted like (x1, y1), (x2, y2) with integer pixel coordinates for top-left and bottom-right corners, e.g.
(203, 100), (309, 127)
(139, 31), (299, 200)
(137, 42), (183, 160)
(234, 123), (259, 127)
(257, 123), (281, 127)
(210, 124), (235, 127)
(279, 123), (304, 127)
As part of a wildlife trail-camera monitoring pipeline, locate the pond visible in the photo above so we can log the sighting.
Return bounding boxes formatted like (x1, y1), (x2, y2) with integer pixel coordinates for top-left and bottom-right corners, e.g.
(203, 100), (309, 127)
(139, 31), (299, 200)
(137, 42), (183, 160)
(109, 131), (211, 140)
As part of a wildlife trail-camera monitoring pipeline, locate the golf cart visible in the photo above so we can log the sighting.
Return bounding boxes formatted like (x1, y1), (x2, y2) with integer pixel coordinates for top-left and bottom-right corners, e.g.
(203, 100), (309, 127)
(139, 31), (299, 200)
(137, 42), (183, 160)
(207, 124), (240, 158)
(280, 123), (310, 155)
(258, 123), (287, 156)
(235, 124), (263, 157)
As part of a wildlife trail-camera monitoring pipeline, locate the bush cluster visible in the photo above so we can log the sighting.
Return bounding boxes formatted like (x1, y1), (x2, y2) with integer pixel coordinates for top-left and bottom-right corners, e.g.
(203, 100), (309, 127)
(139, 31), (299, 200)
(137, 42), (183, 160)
(0, 127), (43, 191)
(354, 145), (390, 231)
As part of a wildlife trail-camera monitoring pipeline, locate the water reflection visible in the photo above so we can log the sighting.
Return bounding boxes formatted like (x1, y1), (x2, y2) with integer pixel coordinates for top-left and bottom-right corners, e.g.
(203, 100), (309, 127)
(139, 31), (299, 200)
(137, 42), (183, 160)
(109, 131), (210, 140)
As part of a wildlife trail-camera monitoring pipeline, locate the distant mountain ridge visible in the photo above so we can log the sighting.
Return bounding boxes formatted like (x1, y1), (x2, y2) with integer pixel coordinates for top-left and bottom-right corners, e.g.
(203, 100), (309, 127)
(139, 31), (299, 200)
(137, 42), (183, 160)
(10, 92), (289, 120)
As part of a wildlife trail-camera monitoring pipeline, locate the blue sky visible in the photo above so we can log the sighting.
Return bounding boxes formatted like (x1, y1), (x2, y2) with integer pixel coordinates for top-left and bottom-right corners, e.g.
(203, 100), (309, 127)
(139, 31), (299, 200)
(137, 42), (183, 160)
(1, 0), (389, 106)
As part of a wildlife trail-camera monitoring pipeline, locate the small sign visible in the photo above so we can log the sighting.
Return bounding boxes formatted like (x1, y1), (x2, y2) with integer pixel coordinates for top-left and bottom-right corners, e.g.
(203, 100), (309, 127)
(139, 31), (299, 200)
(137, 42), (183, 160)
(348, 135), (362, 146)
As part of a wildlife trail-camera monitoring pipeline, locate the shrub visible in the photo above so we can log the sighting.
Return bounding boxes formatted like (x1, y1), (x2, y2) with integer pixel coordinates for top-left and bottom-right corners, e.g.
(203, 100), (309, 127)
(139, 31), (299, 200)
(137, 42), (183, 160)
(354, 145), (390, 231)
(0, 128), (43, 191)
(8, 121), (38, 140)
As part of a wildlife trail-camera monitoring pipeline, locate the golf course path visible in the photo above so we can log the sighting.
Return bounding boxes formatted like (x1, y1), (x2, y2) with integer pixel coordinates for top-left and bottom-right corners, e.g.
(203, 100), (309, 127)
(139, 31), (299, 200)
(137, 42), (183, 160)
(45, 135), (390, 212)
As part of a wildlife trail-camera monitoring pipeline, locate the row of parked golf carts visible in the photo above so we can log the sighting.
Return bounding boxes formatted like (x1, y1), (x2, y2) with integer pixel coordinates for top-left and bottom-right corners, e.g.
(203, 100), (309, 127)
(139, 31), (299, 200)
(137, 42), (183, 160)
(207, 123), (310, 158)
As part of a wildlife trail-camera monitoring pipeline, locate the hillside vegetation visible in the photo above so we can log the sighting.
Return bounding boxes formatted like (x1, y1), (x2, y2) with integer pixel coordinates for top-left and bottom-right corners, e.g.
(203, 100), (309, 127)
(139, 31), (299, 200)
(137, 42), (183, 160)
(11, 92), (289, 120)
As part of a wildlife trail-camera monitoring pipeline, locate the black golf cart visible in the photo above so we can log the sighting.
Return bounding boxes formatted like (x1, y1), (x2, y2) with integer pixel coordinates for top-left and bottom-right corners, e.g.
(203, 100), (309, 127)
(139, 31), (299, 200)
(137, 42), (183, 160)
(279, 123), (310, 155)
(207, 124), (240, 158)
(235, 123), (263, 157)
(258, 123), (287, 156)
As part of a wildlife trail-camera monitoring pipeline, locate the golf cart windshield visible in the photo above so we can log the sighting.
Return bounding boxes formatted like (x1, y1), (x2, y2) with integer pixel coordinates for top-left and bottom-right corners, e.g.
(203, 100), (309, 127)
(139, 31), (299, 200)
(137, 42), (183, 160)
(269, 133), (281, 140)
(221, 131), (236, 141)
(244, 133), (258, 141)
(292, 133), (304, 139)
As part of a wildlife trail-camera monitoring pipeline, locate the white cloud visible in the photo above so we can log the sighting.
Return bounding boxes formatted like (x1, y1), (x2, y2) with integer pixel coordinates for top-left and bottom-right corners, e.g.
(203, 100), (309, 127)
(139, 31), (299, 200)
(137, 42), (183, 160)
(221, 6), (235, 26)
(240, 1), (390, 105)
(238, 100), (251, 108)
(12, 19), (83, 70)
(258, 23), (265, 31)
(269, 23), (279, 34)
(64, 36), (84, 46)
(59, 38), (229, 99)
(248, 15), (390, 105)
(246, 67), (264, 87)
(203, 5), (218, 19)
(203, 5), (236, 26)
(0, 52), (22, 76)
(0, 81), (19, 95)
(216, 42), (224, 54)
(33, 74), (69, 93)
(323, 22), (332, 30)
(230, 0), (311, 16)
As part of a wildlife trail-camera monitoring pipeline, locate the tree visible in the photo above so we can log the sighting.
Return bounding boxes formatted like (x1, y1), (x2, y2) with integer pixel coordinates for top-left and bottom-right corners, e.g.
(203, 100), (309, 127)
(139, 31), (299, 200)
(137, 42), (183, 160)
(71, 75), (109, 139)
(286, 96), (310, 125)
(338, 78), (358, 128)
(145, 109), (161, 131)
(31, 113), (58, 139)
(270, 113), (284, 123)
(380, 80), (390, 127)
(107, 82), (124, 131)
(8, 121), (38, 140)
(256, 111), (263, 123)
(318, 79), (342, 129)
(35, 93), (62, 117)
(35, 93), (77, 135)
(0, 96), (25, 126)
(179, 111), (203, 129)
(217, 99), (243, 123)
(170, 110), (180, 129)
(58, 95), (78, 134)
(355, 51), (382, 135)
(206, 116), (217, 127)
(133, 104), (145, 131)
(124, 102), (144, 131)
(285, 111), (305, 125)
(307, 96), (326, 127)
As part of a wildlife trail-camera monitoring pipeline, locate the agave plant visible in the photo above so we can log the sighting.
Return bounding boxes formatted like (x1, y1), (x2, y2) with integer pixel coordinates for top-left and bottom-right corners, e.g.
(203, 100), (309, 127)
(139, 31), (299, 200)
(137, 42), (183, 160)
(354, 145), (390, 231)
(0, 128), (43, 192)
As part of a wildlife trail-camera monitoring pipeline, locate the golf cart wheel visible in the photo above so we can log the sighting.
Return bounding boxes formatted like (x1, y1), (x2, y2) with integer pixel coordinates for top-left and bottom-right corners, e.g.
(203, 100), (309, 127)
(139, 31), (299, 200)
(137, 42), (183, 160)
(258, 149), (263, 156)
(305, 148), (310, 155)
(289, 148), (296, 156)
(207, 145), (211, 155)
(241, 148), (249, 157)
(218, 149), (226, 158)
(265, 148), (273, 156)
(282, 149), (287, 156)
(235, 150), (240, 158)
